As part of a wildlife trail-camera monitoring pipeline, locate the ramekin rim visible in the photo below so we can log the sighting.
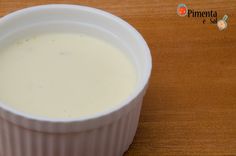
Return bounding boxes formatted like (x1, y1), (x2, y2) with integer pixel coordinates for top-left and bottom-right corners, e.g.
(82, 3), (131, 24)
(0, 4), (152, 123)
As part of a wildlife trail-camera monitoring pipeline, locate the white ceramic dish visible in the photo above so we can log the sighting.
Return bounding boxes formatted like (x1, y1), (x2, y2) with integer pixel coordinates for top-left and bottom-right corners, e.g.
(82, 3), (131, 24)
(0, 4), (152, 156)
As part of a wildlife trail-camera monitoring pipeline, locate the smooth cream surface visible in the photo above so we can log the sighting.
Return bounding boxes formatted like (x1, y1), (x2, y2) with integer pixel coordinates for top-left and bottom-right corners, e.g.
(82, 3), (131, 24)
(0, 33), (137, 118)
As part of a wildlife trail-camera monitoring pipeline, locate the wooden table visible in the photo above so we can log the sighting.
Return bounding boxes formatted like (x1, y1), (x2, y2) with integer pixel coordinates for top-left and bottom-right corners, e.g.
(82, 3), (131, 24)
(0, 1), (235, 155)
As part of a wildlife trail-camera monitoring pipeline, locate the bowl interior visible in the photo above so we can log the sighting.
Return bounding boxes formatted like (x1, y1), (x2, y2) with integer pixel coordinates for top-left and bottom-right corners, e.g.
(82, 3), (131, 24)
(0, 5), (151, 121)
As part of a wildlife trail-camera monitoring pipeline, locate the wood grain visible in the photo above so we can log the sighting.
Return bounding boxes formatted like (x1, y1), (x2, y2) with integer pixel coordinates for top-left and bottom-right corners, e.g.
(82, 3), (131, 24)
(0, 0), (236, 155)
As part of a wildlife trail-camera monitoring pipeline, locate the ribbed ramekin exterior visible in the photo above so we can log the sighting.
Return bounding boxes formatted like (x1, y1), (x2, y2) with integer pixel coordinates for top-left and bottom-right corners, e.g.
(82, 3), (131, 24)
(0, 93), (144, 156)
(0, 5), (152, 156)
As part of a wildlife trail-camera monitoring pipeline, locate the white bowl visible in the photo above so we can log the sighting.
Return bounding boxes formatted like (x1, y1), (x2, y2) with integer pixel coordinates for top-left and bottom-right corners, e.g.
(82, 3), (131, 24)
(0, 4), (152, 156)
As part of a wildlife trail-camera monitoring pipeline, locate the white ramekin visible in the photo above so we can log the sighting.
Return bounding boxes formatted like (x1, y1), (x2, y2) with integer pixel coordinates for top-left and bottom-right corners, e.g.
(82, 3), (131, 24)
(0, 4), (152, 156)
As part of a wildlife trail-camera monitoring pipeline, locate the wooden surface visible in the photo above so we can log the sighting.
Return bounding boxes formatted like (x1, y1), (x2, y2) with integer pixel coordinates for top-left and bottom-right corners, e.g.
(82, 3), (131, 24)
(0, 0), (236, 155)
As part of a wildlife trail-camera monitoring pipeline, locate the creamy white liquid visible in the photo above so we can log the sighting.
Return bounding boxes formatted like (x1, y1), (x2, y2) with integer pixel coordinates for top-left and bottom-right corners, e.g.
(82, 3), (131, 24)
(0, 33), (137, 119)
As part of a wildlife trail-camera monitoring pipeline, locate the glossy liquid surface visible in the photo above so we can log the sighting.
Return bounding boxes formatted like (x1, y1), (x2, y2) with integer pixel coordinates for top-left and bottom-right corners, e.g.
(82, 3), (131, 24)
(0, 33), (137, 119)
